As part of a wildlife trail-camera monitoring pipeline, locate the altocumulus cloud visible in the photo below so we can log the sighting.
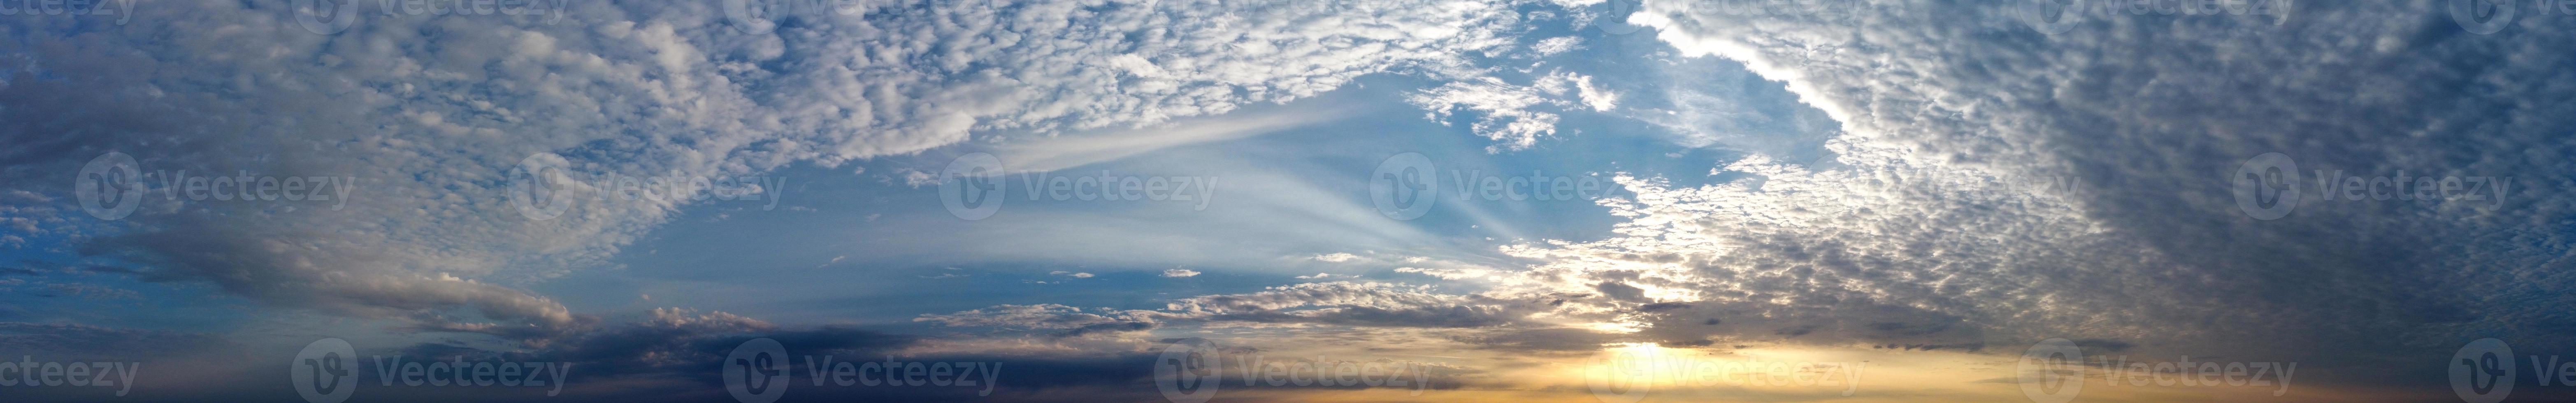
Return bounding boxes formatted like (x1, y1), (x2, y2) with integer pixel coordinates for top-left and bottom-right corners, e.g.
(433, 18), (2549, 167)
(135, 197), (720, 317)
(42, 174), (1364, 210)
(0, 0), (1553, 339)
(6, 0), (2575, 400)
(924, 0), (2576, 391)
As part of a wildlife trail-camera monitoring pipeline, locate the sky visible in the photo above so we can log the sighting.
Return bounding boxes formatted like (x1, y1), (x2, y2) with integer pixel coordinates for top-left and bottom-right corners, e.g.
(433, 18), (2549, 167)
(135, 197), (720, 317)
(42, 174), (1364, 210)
(3, 0), (2576, 402)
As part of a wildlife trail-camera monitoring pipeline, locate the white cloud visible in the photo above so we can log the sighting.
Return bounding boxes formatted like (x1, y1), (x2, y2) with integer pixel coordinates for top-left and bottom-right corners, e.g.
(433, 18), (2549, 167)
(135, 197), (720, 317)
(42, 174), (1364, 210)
(1562, 0), (2576, 359)
(1572, 74), (1619, 112)
(1408, 77), (1566, 151)
(1394, 266), (1491, 280)
(0, 0), (1550, 336)
(1531, 37), (1584, 56)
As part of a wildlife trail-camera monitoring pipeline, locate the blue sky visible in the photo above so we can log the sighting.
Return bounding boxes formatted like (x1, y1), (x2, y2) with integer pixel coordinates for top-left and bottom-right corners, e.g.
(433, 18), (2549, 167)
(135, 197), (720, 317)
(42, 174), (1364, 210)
(4, 0), (2576, 402)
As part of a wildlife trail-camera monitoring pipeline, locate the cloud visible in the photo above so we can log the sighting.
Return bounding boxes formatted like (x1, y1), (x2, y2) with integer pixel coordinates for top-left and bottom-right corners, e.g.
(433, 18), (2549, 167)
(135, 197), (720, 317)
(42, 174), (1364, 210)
(924, 282), (1552, 332)
(1531, 37), (1585, 57)
(1163, 282), (1547, 328)
(1447, 327), (1617, 352)
(892, 0), (2576, 376)
(1160, 269), (1201, 277)
(1393, 265), (1495, 280)
(915, 304), (1164, 338)
(1407, 77), (1568, 151)
(1571, 74), (1619, 112)
(1493, 0), (2576, 366)
(0, 0), (1548, 336)
(16, 0), (2573, 398)
(1537, 71), (1617, 112)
